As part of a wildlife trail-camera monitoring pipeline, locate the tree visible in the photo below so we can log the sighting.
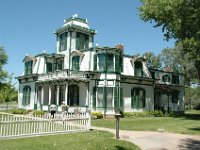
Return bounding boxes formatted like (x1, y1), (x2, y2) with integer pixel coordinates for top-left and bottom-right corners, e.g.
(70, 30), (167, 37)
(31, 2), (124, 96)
(139, 0), (200, 81)
(0, 47), (8, 82)
(142, 51), (161, 69)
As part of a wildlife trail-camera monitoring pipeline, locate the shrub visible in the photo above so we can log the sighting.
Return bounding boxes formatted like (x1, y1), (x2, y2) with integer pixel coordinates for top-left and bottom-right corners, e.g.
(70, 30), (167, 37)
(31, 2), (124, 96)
(124, 111), (164, 118)
(91, 112), (103, 119)
(33, 110), (45, 116)
(11, 108), (27, 114)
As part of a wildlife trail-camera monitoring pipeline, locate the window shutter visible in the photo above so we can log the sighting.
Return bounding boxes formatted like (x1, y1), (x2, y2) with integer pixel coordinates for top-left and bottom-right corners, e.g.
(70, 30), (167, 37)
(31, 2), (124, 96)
(64, 33), (67, 49)
(120, 88), (123, 108)
(93, 87), (96, 110)
(131, 89), (134, 108)
(85, 35), (89, 49)
(115, 55), (119, 72)
(76, 32), (80, 50)
(114, 87), (118, 109)
(120, 55), (123, 72)
(93, 54), (97, 71)
(104, 87), (107, 109)
(27, 87), (31, 105)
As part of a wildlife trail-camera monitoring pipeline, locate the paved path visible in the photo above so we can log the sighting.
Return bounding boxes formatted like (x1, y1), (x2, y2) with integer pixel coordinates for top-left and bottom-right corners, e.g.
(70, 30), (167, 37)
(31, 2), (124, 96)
(91, 126), (200, 150)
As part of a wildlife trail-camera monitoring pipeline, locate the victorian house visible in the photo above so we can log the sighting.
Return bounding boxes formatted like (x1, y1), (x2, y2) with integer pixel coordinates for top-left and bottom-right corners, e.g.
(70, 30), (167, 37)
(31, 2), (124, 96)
(16, 15), (185, 115)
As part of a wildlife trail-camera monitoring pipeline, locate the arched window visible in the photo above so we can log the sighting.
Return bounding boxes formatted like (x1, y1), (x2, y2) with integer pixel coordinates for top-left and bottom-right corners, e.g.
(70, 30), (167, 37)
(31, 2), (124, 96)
(131, 88), (145, 109)
(22, 86), (31, 106)
(134, 61), (143, 77)
(162, 75), (171, 82)
(72, 56), (80, 71)
(68, 85), (79, 106)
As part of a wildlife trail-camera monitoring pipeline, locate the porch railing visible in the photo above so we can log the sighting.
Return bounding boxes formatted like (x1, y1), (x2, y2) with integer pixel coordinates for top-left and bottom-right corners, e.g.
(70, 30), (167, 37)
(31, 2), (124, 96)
(0, 112), (90, 139)
(38, 70), (88, 81)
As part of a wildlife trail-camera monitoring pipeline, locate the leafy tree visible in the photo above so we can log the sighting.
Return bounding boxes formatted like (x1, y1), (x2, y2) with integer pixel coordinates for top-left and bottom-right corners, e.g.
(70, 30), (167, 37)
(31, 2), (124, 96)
(0, 47), (8, 82)
(185, 87), (200, 110)
(139, 0), (200, 81)
(142, 51), (161, 69)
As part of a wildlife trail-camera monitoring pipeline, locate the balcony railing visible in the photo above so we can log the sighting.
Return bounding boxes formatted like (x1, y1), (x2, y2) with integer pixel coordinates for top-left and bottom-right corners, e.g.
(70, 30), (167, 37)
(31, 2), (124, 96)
(38, 70), (88, 81)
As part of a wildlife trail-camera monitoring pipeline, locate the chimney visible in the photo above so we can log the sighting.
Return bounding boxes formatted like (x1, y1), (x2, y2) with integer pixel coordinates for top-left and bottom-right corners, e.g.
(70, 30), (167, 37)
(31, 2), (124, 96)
(115, 44), (124, 53)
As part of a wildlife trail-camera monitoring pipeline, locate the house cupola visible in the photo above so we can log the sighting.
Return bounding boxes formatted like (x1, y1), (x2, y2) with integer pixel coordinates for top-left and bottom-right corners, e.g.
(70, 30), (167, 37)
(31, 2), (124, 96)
(55, 14), (96, 54)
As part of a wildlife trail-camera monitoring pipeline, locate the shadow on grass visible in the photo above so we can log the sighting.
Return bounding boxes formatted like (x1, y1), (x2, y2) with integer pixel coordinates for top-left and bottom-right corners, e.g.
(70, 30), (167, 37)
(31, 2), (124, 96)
(188, 127), (200, 132)
(171, 113), (200, 120)
(178, 138), (200, 150)
(115, 146), (128, 150)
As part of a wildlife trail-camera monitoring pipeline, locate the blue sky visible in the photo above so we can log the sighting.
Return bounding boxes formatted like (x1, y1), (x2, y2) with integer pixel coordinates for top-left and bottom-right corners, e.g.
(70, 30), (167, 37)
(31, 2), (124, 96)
(0, 0), (174, 87)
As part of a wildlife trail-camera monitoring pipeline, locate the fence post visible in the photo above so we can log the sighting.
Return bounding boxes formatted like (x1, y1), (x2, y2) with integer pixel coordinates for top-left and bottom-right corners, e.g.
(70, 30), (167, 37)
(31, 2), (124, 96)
(86, 108), (91, 130)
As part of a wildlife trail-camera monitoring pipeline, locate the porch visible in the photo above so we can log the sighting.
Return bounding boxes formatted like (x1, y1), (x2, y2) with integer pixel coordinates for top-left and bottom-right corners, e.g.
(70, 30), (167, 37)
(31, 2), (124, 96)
(35, 79), (90, 113)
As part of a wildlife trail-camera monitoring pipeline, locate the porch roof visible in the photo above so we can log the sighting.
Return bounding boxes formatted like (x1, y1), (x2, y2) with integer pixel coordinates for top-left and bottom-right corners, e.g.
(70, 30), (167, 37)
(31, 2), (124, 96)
(155, 84), (179, 94)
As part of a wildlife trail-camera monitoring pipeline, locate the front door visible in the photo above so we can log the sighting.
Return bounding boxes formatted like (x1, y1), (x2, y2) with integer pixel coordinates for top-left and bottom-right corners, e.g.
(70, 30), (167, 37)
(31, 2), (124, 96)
(68, 85), (79, 106)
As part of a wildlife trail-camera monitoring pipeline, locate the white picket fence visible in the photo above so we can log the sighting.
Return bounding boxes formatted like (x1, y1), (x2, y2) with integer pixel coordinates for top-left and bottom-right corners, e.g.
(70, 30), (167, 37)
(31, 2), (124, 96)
(0, 112), (90, 139)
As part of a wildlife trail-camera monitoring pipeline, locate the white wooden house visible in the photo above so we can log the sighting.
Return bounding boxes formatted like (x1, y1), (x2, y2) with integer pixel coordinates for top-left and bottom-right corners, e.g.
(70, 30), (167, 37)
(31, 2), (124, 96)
(16, 15), (185, 115)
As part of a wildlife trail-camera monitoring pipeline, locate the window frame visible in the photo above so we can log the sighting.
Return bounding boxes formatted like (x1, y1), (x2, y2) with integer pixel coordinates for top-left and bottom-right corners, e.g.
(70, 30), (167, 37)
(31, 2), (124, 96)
(22, 86), (31, 106)
(131, 88), (145, 109)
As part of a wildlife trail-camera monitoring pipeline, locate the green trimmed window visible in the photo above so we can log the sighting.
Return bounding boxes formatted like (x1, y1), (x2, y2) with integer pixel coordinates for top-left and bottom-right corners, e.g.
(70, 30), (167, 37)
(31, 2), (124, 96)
(76, 32), (89, 50)
(114, 87), (123, 109)
(24, 61), (33, 75)
(131, 88), (145, 109)
(59, 32), (67, 51)
(97, 53), (114, 72)
(93, 54), (97, 71)
(134, 61), (143, 77)
(46, 62), (53, 73)
(22, 86), (31, 106)
(97, 87), (104, 108)
(72, 56), (80, 71)
(172, 75), (179, 84)
(107, 54), (114, 71)
(162, 75), (171, 82)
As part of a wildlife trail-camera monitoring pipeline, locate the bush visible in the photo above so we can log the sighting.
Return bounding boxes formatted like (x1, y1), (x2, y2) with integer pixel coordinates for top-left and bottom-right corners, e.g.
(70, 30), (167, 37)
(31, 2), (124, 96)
(91, 112), (103, 119)
(33, 110), (45, 116)
(124, 111), (164, 118)
(11, 108), (27, 114)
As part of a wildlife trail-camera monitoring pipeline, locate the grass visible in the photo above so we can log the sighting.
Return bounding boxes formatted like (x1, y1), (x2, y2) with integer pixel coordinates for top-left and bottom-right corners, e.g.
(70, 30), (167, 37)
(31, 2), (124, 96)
(92, 110), (200, 135)
(0, 130), (140, 150)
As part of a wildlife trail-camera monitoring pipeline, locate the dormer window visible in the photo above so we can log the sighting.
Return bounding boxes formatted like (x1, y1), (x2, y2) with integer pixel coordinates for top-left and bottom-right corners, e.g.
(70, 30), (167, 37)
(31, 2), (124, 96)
(59, 32), (67, 51)
(72, 56), (80, 71)
(76, 32), (89, 50)
(134, 61), (143, 77)
(24, 61), (33, 75)
(162, 75), (171, 82)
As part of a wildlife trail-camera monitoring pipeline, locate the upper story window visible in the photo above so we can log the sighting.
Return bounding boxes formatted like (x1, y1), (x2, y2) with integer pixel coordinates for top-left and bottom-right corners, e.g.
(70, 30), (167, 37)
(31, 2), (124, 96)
(72, 56), (80, 71)
(76, 32), (89, 50)
(134, 61), (143, 77)
(172, 75), (179, 84)
(162, 74), (171, 82)
(46, 57), (64, 73)
(59, 32), (67, 51)
(22, 86), (31, 106)
(94, 53), (123, 73)
(24, 61), (33, 75)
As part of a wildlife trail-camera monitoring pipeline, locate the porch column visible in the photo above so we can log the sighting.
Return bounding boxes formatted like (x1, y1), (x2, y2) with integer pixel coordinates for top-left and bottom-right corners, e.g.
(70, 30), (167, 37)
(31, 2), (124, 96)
(65, 83), (68, 105)
(56, 85), (60, 105)
(49, 84), (51, 105)
(41, 86), (44, 110)
(86, 82), (89, 107)
(34, 86), (38, 110)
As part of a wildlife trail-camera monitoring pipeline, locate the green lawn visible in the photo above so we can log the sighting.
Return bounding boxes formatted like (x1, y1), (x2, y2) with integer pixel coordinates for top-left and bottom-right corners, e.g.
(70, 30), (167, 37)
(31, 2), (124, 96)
(92, 110), (200, 135)
(0, 131), (140, 150)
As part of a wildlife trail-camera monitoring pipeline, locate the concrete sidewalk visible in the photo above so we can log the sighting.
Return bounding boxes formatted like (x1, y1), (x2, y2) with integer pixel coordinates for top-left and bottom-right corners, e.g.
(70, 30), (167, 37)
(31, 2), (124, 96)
(91, 126), (200, 150)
